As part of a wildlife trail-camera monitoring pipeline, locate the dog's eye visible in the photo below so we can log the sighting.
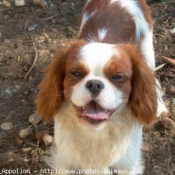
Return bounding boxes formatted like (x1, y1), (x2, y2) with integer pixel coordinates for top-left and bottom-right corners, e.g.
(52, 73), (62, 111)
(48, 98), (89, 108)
(72, 71), (82, 77)
(111, 74), (127, 83)
(111, 75), (122, 80)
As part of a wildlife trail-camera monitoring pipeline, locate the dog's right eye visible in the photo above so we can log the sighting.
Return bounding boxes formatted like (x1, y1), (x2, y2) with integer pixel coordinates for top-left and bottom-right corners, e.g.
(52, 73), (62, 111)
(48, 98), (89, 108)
(72, 71), (82, 77)
(110, 73), (128, 84)
(69, 71), (83, 81)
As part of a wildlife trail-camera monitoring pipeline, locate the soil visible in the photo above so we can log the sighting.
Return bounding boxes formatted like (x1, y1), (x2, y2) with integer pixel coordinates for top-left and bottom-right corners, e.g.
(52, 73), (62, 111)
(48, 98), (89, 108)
(0, 0), (175, 175)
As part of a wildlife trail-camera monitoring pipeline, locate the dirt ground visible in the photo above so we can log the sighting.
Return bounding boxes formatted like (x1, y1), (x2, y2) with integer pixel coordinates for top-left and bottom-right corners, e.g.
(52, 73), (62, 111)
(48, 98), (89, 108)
(0, 0), (175, 175)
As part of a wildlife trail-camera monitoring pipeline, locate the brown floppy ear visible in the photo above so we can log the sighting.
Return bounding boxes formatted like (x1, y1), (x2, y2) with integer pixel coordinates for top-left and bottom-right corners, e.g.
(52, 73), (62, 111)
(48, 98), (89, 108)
(36, 40), (85, 122)
(36, 46), (69, 122)
(128, 46), (157, 126)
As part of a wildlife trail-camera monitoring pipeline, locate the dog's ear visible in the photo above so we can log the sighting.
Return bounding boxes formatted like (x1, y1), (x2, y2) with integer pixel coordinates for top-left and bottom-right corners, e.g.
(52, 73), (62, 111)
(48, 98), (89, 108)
(36, 40), (85, 122)
(36, 46), (69, 122)
(128, 45), (157, 126)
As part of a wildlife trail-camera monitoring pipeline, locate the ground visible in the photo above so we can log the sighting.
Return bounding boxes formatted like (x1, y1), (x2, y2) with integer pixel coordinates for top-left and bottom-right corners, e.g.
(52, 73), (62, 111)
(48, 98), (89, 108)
(0, 0), (175, 175)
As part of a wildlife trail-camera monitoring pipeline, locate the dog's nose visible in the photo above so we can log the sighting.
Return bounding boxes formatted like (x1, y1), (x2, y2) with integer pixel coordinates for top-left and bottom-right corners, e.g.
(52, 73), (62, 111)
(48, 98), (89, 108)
(86, 80), (104, 97)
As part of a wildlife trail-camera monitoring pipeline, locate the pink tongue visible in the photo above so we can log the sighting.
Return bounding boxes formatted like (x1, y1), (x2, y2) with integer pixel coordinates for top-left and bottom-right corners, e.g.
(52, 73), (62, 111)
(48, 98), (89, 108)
(83, 102), (109, 120)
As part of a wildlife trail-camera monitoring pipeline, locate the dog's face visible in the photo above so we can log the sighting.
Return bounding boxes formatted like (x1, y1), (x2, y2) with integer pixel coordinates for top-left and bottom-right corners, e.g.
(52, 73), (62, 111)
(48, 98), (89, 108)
(64, 42), (132, 126)
(36, 41), (157, 127)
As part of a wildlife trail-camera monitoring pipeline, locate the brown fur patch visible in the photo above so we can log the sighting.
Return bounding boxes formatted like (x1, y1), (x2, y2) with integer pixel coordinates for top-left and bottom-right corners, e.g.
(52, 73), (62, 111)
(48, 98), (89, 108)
(104, 47), (133, 103)
(79, 0), (135, 43)
(104, 44), (157, 126)
(79, 0), (152, 43)
(124, 44), (157, 126)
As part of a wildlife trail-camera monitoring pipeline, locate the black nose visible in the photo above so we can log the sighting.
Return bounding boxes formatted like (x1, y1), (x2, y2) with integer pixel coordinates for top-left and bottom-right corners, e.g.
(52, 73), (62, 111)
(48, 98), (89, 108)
(86, 80), (104, 97)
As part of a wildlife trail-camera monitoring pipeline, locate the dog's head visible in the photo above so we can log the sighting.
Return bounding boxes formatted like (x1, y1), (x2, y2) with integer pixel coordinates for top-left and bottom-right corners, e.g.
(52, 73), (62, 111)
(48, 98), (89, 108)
(36, 41), (157, 127)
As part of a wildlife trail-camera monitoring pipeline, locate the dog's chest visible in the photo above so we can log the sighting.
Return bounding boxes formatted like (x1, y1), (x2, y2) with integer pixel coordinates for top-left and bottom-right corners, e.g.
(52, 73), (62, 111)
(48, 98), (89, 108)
(54, 123), (128, 169)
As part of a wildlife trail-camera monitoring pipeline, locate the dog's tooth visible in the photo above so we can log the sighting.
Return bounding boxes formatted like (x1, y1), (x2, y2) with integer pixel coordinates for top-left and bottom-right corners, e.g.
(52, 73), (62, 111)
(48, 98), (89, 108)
(105, 109), (108, 113)
(83, 107), (85, 110)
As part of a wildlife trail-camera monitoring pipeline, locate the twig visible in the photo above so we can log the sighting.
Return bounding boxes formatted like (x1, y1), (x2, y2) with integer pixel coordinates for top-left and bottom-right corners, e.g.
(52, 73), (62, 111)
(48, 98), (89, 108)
(0, 53), (4, 61)
(163, 17), (171, 24)
(42, 16), (54, 20)
(43, 32), (51, 41)
(24, 42), (38, 79)
(162, 56), (175, 67)
(0, 139), (9, 145)
(155, 63), (167, 71)
(162, 1), (175, 13)
(24, 20), (28, 30)
(26, 142), (38, 147)
(13, 122), (29, 128)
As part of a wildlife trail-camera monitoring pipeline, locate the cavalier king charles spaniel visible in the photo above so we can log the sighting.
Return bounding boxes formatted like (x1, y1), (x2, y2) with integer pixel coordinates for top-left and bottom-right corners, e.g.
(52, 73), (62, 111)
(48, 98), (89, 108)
(36, 0), (167, 174)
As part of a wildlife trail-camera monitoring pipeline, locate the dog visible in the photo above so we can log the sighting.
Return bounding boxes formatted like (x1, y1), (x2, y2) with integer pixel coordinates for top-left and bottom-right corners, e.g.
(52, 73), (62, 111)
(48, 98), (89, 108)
(36, 0), (167, 174)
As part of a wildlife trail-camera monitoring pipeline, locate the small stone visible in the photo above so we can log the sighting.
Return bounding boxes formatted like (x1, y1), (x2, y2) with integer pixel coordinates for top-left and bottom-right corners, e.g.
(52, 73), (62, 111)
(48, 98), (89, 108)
(38, 35), (45, 41)
(60, 43), (65, 47)
(22, 147), (32, 152)
(170, 28), (175, 34)
(165, 85), (175, 95)
(142, 145), (150, 152)
(24, 91), (29, 95)
(0, 32), (2, 38)
(15, 0), (25, 6)
(2, 0), (11, 7)
(161, 118), (175, 130)
(158, 137), (164, 141)
(164, 99), (171, 108)
(32, 154), (39, 164)
(4, 39), (11, 44)
(19, 127), (33, 138)
(28, 113), (42, 125)
(21, 99), (27, 103)
(0, 131), (7, 139)
(16, 137), (24, 146)
(0, 122), (13, 130)
(23, 158), (30, 163)
(28, 24), (37, 31)
(43, 134), (53, 146)
(33, 0), (47, 8)
(29, 76), (34, 81)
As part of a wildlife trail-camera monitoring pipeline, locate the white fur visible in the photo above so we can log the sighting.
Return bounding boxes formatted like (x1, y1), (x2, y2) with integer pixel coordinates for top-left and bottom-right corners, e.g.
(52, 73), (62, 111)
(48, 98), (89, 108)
(79, 11), (96, 35)
(98, 28), (108, 41)
(45, 104), (144, 175)
(84, 0), (91, 8)
(72, 43), (123, 116)
(140, 30), (155, 70)
(79, 12), (89, 34)
(110, 0), (149, 42)
(72, 75), (123, 110)
(80, 43), (119, 76)
(156, 79), (168, 116)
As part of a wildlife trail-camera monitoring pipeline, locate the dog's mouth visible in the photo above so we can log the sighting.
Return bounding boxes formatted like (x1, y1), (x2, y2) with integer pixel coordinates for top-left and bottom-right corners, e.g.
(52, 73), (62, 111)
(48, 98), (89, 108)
(74, 101), (115, 125)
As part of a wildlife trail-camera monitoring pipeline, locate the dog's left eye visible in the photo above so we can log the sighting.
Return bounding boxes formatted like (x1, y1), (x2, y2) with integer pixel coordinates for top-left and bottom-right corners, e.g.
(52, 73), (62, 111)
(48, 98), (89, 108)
(111, 74), (127, 83)
(111, 75), (122, 80)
